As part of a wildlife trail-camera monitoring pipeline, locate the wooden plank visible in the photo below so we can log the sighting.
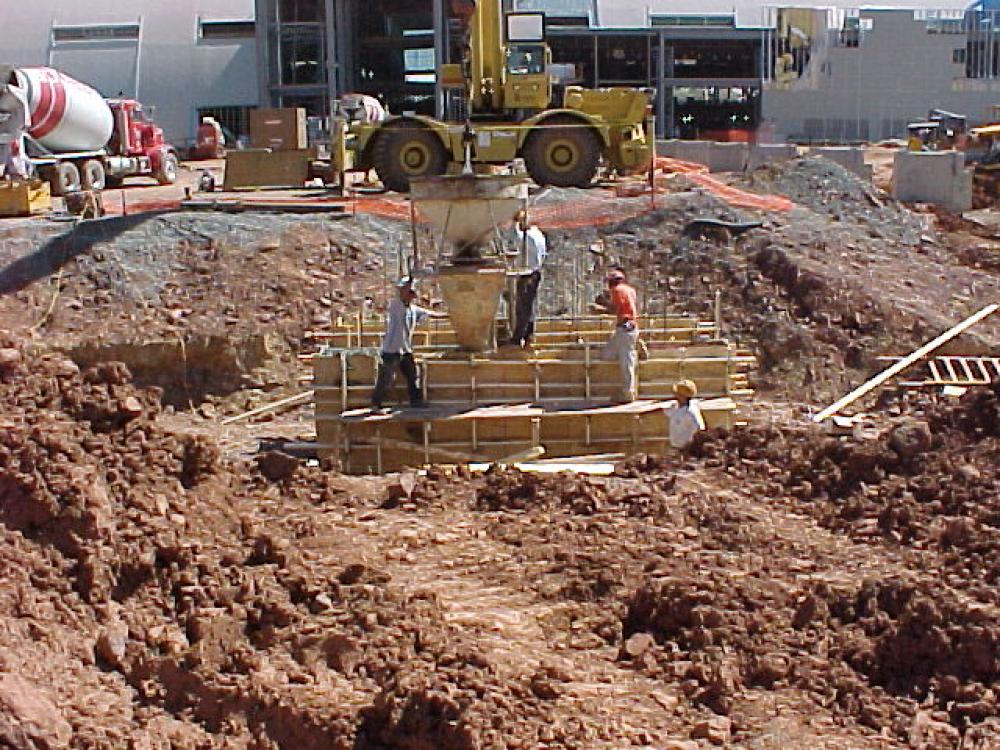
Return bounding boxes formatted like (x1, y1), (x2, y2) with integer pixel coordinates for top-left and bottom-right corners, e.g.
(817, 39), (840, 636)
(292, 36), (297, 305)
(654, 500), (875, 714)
(813, 304), (999, 422)
(221, 391), (313, 425)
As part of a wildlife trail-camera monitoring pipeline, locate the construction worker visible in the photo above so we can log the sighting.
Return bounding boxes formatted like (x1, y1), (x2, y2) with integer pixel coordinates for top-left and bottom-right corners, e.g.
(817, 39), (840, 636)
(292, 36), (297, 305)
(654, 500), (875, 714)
(2, 137), (30, 181)
(592, 270), (639, 403)
(371, 278), (445, 411)
(666, 379), (705, 449)
(510, 210), (546, 346)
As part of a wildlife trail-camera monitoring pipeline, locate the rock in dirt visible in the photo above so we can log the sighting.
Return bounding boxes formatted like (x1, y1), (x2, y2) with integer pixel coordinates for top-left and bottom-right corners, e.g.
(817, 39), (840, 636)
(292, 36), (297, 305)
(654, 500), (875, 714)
(0, 673), (72, 750)
(662, 741), (699, 750)
(95, 622), (129, 670)
(255, 451), (299, 482)
(908, 710), (960, 749)
(621, 632), (656, 659)
(889, 420), (933, 460)
(0, 348), (21, 372)
(691, 715), (731, 745)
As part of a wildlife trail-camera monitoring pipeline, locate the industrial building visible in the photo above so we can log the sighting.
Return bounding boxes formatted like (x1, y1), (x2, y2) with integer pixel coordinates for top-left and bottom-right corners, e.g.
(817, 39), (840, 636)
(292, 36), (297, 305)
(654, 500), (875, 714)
(0, 0), (258, 145)
(252, 0), (1000, 140)
(2, 0), (999, 144)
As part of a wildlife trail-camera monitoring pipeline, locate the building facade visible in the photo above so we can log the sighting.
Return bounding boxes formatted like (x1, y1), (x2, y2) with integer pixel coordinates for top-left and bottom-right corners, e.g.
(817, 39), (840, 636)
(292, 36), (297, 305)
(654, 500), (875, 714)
(762, 6), (1000, 141)
(2, 0), (999, 146)
(0, 0), (258, 145)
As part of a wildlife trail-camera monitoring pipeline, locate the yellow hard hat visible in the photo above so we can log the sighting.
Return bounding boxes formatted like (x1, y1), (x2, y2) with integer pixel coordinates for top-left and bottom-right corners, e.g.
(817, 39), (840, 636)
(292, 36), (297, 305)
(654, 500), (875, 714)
(673, 379), (697, 398)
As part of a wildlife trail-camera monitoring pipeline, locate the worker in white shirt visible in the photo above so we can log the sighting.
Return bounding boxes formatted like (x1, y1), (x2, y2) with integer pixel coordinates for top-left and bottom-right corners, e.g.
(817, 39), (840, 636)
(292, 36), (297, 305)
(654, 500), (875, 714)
(371, 278), (445, 411)
(2, 137), (31, 181)
(510, 211), (547, 346)
(666, 379), (705, 449)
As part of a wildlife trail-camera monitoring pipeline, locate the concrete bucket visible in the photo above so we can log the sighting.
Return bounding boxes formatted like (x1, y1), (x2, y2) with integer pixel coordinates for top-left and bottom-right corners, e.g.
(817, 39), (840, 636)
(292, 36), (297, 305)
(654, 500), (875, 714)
(411, 175), (529, 351)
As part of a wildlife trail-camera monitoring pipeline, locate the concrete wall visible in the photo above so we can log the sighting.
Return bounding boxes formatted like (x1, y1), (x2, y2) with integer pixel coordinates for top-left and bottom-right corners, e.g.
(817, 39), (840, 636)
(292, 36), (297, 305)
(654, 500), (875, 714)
(892, 150), (973, 212)
(658, 140), (799, 172)
(808, 146), (872, 179)
(763, 9), (1000, 143)
(747, 143), (798, 169)
(0, 0), (258, 144)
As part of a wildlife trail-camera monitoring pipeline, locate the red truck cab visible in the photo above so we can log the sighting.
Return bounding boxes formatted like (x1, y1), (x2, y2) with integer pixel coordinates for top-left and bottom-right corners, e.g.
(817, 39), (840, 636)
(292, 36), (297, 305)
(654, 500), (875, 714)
(105, 99), (177, 185)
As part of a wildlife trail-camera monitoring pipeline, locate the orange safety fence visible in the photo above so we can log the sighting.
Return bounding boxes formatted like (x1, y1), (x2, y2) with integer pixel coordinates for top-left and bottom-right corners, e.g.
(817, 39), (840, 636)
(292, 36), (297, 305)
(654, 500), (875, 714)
(350, 157), (792, 230)
(92, 156), (792, 225)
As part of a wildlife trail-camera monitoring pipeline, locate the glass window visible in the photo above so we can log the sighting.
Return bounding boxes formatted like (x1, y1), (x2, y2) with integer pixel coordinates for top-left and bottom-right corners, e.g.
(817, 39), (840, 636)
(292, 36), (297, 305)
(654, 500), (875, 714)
(200, 20), (255, 40)
(597, 35), (649, 83)
(279, 0), (322, 24)
(506, 44), (546, 75)
(52, 24), (140, 42)
(280, 28), (324, 85)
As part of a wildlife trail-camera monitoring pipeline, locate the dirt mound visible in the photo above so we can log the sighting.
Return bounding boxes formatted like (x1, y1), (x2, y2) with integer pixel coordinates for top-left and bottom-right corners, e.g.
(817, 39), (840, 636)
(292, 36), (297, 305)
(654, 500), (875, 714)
(744, 156), (922, 240)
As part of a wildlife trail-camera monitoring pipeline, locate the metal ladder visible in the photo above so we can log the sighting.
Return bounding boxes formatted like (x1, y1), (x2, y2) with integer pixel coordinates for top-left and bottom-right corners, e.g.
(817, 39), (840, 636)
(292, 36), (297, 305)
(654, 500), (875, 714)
(899, 356), (1000, 387)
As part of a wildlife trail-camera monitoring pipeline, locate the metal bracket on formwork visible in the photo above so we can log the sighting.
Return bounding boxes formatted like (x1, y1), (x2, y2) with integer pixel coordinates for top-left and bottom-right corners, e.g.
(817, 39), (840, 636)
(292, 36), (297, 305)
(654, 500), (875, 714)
(420, 359), (429, 403)
(584, 344), (592, 401)
(339, 350), (349, 411)
(423, 421), (432, 465)
(343, 419), (353, 475)
(530, 417), (541, 451)
(375, 426), (383, 475)
(631, 414), (640, 450)
(585, 415), (592, 447)
(472, 417), (479, 452)
(714, 290), (723, 338)
(534, 362), (541, 403)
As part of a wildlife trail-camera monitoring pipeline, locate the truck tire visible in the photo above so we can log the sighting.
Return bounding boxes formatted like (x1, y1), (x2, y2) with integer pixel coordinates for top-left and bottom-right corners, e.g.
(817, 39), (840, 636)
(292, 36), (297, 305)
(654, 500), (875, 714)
(372, 122), (448, 193)
(50, 162), (82, 196)
(81, 159), (106, 191)
(523, 116), (600, 188)
(155, 152), (178, 185)
(105, 175), (124, 189)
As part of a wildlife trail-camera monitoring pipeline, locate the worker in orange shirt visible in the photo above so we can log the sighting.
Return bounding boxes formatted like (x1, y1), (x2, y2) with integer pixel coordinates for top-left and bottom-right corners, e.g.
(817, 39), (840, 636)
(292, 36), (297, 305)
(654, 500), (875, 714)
(591, 269), (639, 403)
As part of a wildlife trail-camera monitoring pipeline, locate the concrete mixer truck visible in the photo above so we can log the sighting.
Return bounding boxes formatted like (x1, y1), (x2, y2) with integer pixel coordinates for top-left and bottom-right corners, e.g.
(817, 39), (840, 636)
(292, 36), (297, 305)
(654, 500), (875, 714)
(0, 66), (178, 195)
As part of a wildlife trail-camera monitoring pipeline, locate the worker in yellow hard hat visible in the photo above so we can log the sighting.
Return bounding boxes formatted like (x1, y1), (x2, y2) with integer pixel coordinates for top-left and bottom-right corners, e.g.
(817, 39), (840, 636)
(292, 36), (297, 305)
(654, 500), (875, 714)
(666, 379), (705, 449)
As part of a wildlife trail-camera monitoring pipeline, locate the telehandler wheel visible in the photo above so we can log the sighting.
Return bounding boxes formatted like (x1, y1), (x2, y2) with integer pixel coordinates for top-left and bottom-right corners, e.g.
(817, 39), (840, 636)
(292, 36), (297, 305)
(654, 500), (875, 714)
(372, 122), (448, 193)
(523, 117), (601, 188)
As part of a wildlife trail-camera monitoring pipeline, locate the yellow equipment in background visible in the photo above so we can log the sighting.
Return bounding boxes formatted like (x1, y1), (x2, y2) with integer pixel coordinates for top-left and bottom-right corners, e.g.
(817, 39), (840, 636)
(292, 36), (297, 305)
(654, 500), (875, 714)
(0, 179), (51, 218)
(334, 1), (654, 192)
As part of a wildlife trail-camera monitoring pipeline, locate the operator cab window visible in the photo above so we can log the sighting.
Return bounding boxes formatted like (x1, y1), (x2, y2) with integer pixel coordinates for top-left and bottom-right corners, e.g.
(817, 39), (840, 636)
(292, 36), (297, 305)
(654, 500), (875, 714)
(507, 44), (545, 75)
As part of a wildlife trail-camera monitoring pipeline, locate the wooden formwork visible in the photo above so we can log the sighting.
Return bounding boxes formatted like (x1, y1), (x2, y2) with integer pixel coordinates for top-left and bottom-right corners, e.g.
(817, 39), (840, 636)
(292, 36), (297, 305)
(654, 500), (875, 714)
(308, 313), (719, 350)
(312, 342), (753, 413)
(325, 398), (738, 474)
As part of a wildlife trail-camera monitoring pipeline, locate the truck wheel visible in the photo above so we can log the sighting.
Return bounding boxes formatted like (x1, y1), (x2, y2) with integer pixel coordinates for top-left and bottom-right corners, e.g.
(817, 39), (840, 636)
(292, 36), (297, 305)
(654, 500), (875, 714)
(81, 160), (106, 191)
(372, 123), (448, 193)
(105, 175), (124, 189)
(523, 117), (600, 188)
(50, 162), (81, 196)
(155, 153), (178, 185)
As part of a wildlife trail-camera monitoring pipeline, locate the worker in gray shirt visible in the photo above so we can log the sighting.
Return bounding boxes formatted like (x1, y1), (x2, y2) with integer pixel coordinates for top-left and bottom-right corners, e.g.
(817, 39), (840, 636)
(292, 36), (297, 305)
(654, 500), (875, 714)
(372, 278), (445, 411)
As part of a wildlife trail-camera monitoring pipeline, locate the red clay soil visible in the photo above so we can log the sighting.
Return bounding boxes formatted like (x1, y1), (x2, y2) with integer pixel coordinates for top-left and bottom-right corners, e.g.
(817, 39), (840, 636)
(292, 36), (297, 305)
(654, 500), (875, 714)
(2, 330), (997, 749)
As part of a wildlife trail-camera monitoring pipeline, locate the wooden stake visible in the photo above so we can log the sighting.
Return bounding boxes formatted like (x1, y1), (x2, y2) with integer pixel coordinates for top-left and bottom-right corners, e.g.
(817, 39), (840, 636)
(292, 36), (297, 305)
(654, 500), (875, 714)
(813, 303), (999, 423)
(221, 390), (313, 425)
